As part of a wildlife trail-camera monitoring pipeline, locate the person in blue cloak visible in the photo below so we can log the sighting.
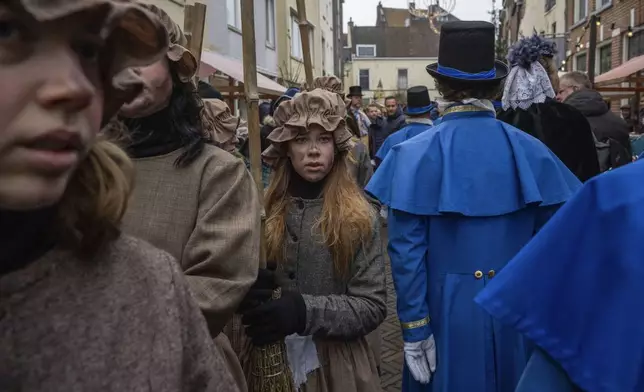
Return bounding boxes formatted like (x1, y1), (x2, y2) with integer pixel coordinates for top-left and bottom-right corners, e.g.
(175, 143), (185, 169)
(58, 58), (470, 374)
(375, 86), (435, 164)
(475, 158), (644, 392)
(365, 21), (582, 392)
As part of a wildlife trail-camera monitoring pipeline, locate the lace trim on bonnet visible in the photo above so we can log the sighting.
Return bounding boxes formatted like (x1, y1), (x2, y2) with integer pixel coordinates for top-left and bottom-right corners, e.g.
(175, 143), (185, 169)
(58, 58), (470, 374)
(17, 0), (169, 124)
(261, 88), (354, 167)
(502, 34), (557, 111)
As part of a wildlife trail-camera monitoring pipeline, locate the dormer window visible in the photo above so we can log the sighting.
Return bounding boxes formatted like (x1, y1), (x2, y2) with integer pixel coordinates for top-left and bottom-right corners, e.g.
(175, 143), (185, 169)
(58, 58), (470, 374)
(356, 44), (377, 57)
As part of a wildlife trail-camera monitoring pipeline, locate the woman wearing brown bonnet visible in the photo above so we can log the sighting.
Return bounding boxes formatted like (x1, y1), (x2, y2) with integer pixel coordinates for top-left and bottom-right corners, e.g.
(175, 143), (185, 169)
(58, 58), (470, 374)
(0, 0), (238, 390)
(115, 5), (260, 390)
(239, 88), (386, 391)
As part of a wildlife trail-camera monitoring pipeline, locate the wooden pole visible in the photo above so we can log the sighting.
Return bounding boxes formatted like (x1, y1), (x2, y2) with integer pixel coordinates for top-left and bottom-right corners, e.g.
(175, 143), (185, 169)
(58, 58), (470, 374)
(588, 15), (598, 86)
(183, 3), (207, 82)
(296, 0), (314, 86)
(240, 0), (266, 267)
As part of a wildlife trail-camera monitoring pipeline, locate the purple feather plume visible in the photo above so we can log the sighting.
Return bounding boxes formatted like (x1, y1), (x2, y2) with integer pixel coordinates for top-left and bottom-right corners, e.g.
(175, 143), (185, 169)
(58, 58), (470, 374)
(507, 34), (557, 69)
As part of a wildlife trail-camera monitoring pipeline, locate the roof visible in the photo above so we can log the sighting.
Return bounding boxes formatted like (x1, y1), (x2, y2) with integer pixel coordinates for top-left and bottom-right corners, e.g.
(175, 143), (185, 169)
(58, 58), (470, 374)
(198, 50), (286, 96)
(351, 23), (440, 58)
(380, 7), (409, 27)
(595, 54), (644, 87)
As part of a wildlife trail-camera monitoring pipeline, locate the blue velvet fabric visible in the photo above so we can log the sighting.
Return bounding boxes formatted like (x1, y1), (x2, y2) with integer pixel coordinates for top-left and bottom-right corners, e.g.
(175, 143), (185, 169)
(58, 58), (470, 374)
(375, 122), (433, 162)
(476, 159), (644, 392)
(366, 109), (582, 391)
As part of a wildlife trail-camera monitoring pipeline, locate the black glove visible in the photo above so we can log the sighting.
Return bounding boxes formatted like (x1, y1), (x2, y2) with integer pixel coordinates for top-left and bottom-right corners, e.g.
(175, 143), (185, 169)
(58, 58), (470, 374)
(241, 289), (306, 346)
(237, 268), (279, 314)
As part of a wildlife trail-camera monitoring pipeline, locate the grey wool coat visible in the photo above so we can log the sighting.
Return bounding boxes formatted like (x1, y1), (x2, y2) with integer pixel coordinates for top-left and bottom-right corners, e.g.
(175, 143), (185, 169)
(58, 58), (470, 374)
(280, 198), (387, 391)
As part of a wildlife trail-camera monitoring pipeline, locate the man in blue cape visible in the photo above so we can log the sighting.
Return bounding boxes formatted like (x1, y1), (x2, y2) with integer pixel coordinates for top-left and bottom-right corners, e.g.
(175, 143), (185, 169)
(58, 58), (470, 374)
(475, 159), (644, 392)
(375, 86), (435, 164)
(365, 21), (582, 392)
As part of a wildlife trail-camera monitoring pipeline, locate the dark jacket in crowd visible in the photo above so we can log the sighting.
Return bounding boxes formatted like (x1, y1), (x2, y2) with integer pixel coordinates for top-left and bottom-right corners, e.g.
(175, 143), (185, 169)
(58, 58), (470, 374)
(368, 106), (406, 158)
(497, 98), (600, 182)
(564, 89), (632, 154)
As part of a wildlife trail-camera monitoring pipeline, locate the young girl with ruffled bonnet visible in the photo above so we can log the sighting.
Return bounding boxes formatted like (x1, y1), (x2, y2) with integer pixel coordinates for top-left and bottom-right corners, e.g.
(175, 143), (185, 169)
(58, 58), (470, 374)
(113, 5), (260, 389)
(240, 88), (386, 391)
(0, 0), (238, 390)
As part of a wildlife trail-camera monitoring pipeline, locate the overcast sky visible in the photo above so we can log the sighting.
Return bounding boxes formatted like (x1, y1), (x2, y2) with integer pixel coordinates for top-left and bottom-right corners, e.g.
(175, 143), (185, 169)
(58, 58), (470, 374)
(343, 0), (495, 31)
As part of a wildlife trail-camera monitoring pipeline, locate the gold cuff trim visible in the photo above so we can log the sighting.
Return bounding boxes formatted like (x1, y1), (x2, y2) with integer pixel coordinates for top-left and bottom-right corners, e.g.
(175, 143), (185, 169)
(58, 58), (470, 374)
(401, 316), (430, 330)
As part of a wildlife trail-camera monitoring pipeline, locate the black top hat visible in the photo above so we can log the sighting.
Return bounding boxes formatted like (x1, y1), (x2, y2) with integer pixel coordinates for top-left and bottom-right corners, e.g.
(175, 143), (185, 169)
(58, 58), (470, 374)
(347, 86), (363, 97)
(404, 86), (433, 116)
(427, 21), (508, 84)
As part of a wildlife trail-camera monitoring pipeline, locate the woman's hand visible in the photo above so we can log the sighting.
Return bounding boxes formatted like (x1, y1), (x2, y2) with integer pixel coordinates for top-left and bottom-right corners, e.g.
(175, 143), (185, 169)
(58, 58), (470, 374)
(237, 267), (279, 313)
(242, 289), (306, 346)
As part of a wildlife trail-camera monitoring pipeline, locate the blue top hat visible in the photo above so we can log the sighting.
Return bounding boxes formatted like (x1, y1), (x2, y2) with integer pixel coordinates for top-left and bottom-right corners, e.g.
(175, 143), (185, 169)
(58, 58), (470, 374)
(404, 86), (434, 116)
(427, 21), (508, 84)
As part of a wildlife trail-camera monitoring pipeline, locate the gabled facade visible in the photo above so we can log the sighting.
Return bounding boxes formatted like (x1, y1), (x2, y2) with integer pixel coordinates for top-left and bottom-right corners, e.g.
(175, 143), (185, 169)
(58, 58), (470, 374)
(343, 2), (457, 103)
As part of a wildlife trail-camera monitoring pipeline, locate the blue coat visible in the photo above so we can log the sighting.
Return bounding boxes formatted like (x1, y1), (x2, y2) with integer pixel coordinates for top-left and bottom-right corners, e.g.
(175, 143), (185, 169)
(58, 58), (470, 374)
(375, 120), (433, 162)
(477, 159), (644, 392)
(366, 108), (581, 392)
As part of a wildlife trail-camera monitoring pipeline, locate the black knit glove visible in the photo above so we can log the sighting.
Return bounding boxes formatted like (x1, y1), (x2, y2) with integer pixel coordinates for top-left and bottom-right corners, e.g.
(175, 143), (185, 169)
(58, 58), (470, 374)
(241, 289), (306, 346)
(237, 268), (279, 314)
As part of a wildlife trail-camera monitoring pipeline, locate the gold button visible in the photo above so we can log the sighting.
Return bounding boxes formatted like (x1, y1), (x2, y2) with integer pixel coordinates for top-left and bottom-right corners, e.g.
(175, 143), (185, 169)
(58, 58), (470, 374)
(488, 270), (496, 278)
(474, 270), (483, 279)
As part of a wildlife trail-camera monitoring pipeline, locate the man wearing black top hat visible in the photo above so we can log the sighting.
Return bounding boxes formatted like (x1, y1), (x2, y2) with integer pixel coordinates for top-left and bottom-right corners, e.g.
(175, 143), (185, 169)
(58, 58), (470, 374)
(347, 85), (371, 139)
(374, 86), (435, 165)
(366, 21), (580, 392)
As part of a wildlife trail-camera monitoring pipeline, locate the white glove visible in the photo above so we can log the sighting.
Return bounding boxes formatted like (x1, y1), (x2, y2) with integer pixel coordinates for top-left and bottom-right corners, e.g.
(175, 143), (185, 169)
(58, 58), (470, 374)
(403, 335), (437, 384)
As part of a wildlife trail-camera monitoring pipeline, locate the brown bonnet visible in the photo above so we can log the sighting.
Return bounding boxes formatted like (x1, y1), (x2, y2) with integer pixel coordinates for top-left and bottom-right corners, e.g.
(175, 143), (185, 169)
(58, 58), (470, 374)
(261, 89), (354, 167)
(138, 3), (198, 83)
(201, 99), (240, 153)
(15, 0), (169, 124)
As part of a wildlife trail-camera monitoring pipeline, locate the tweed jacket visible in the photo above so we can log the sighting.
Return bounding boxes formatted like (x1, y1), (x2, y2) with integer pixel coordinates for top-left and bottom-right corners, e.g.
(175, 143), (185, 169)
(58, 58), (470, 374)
(280, 199), (386, 339)
(0, 235), (238, 391)
(121, 145), (261, 336)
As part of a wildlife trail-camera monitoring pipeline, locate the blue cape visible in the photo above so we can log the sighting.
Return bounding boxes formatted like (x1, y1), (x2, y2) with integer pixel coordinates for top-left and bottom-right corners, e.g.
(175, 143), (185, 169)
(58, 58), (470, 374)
(366, 110), (581, 216)
(476, 160), (644, 392)
(375, 121), (432, 161)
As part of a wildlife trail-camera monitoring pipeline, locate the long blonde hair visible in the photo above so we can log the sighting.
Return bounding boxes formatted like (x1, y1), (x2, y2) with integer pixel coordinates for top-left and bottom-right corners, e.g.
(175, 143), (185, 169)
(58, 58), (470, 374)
(265, 151), (375, 277)
(56, 137), (134, 258)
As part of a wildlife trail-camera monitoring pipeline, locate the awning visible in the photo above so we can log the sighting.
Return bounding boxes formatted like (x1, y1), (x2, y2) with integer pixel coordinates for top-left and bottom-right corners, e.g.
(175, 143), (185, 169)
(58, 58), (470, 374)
(198, 50), (286, 96)
(595, 54), (644, 86)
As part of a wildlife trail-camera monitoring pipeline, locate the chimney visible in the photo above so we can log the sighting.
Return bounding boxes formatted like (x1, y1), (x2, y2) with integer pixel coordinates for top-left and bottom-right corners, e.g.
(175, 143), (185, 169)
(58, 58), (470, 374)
(347, 18), (354, 47)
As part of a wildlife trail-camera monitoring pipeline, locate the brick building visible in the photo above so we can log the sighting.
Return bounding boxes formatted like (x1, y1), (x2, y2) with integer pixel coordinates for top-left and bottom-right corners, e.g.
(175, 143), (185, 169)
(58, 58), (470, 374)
(566, 0), (644, 108)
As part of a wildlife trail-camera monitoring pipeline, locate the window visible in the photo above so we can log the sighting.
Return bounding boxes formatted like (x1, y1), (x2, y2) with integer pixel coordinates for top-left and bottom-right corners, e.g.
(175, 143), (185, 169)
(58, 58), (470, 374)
(628, 30), (644, 59)
(291, 16), (303, 59)
(545, 0), (556, 12)
(227, 0), (242, 29)
(266, 0), (275, 47)
(599, 44), (612, 74)
(397, 69), (408, 90)
(574, 0), (588, 22)
(356, 45), (376, 57)
(322, 36), (326, 73)
(575, 52), (587, 72)
(359, 69), (370, 90)
(596, 0), (611, 9)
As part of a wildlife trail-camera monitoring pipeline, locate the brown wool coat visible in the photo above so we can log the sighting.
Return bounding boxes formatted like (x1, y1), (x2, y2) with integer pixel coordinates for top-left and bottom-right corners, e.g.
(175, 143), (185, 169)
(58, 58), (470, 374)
(121, 145), (261, 390)
(0, 236), (239, 392)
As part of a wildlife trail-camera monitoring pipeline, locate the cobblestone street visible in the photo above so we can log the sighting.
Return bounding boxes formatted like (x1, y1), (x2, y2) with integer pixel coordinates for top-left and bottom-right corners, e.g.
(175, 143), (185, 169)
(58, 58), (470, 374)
(379, 227), (404, 392)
